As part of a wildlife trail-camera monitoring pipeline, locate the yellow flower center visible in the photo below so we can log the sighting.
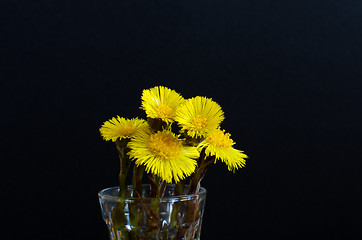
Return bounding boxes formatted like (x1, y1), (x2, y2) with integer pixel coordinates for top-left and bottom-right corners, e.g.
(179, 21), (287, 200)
(147, 131), (183, 160)
(206, 130), (233, 148)
(118, 123), (135, 137)
(154, 103), (173, 118)
(190, 115), (208, 129)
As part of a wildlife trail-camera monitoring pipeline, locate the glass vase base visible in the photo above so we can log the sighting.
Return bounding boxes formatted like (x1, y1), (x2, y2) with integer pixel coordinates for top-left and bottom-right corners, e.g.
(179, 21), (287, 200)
(99, 184), (206, 240)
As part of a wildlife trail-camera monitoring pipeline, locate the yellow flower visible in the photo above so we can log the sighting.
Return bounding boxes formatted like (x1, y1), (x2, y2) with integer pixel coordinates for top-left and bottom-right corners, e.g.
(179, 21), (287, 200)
(198, 128), (248, 172)
(99, 116), (149, 142)
(141, 86), (184, 124)
(175, 96), (225, 138)
(127, 129), (198, 183)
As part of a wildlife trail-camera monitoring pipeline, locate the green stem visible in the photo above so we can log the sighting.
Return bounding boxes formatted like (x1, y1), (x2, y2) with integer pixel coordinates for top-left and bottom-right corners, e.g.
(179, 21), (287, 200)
(170, 193), (182, 230)
(149, 174), (161, 198)
(159, 180), (167, 198)
(170, 179), (185, 229)
(188, 152), (214, 194)
(144, 174), (161, 238)
(129, 164), (145, 238)
(115, 139), (131, 197)
(112, 139), (132, 239)
(178, 153), (214, 238)
(174, 179), (186, 196)
(132, 164), (145, 197)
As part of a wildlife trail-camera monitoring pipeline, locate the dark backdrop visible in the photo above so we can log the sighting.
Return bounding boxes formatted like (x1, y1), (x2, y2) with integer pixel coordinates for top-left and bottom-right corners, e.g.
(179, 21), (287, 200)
(2, 0), (362, 239)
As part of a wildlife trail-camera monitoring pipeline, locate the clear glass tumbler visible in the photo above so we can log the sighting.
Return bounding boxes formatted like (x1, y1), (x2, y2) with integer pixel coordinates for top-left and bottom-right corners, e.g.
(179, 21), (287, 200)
(98, 184), (207, 240)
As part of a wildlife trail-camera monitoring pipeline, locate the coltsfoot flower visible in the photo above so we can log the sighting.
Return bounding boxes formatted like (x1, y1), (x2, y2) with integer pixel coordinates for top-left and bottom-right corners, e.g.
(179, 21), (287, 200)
(141, 86), (185, 124)
(198, 128), (248, 172)
(99, 116), (148, 142)
(128, 129), (199, 183)
(175, 96), (225, 138)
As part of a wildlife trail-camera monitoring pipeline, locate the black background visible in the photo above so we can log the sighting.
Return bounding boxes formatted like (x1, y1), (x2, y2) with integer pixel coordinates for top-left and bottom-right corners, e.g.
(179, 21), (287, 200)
(2, 0), (362, 239)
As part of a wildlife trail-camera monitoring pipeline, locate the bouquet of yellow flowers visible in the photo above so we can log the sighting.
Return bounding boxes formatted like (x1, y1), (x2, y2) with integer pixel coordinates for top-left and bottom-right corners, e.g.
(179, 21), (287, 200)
(99, 86), (248, 240)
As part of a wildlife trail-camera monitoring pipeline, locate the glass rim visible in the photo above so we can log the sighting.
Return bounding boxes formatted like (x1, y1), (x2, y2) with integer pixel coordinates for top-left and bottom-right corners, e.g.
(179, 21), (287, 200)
(98, 184), (207, 202)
